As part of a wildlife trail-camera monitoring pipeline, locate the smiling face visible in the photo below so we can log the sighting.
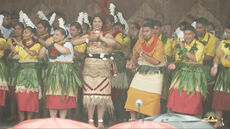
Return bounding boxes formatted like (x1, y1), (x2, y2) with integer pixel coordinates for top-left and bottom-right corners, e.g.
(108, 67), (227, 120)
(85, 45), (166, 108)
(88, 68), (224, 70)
(53, 29), (65, 42)
(14, 24), (23, 37)
(92, 17), (103, 31)
(196, 23), (206, 37)
(37, 23), (48, 36)
(184, 30), (195, 44)
(225, 28), (230, 40)
(70, 25), (79, 37)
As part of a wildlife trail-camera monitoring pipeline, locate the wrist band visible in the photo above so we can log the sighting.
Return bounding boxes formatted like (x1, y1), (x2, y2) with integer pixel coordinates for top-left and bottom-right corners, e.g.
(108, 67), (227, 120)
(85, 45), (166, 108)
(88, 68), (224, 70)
(23, 46), (27, 49)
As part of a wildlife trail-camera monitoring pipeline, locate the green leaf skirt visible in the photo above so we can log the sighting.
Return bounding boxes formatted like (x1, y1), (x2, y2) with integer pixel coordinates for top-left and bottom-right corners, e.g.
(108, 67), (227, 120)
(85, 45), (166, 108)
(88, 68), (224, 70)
(15, 62), (41, 89)
(7, 59), (19, 86)
(171, 63), (207, 97)
(214, 65), (230, 93)
(0, 59), (7, 81)
(44, 63), (82, 97)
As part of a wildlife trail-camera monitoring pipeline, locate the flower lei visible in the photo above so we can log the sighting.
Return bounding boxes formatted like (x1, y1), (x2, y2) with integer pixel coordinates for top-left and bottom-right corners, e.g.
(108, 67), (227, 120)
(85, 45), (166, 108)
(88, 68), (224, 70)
(47, 41), (65, 59)
(224, 42), (230, 51)
(175, 42), (198, 61)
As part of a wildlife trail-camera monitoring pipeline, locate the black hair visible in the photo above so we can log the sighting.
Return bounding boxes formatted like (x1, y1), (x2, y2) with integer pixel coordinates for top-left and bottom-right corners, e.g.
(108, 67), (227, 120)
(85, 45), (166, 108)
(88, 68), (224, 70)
(196, 17), (209, 26)
(144, 17), (155, 24)
(92, 14), (105, 25)
(10, 11), (19, 19)
(82, 23), (90, 30)
(107, 15), (115, 23)
(207, 21), (215, 30)
(142, 22), (154, 29)
(37, 20), (51, 33)
(70, 22), (83, 35)
(24, 26), (36, 41)
(183, 25), (198, 40)
(54, 27), (67, 38)
(113, 22), (125, 30)
(1, 11), (10, 17)
(131, 22), (141, 30)
(153, 20), (162, 27)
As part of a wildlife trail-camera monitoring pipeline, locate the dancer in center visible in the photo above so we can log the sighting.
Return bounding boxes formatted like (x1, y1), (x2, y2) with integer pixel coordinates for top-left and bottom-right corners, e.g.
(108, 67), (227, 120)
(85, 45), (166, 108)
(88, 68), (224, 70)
(72, 14), (120, 128)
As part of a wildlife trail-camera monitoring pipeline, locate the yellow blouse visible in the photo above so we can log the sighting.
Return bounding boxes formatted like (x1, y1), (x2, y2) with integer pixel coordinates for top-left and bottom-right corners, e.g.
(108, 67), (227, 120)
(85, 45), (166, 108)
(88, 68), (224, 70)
(15, 42), (41, 61)
(216, 40), (230, 67)
(175, 39), (204, 64)
(199, 32), (217, 57)
(114, 32), (131, 57)
(0, 38), (6, 58)
(159, 34), (172, 57)
(73, 36), (86, 54)
(133, 36), (164, 62)
(7, 38), (23, 59)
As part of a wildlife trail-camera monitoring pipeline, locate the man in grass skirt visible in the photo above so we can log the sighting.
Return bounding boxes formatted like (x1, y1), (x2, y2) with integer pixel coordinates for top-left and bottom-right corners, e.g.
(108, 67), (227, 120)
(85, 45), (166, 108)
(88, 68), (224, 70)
(167, 25), (207, 118)
(211, 24), (230, 128)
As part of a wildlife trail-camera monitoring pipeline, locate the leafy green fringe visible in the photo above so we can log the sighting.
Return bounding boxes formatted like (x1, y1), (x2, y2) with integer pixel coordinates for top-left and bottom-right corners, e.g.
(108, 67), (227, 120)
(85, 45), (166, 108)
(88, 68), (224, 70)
(214, 65), (230, 93)
(137, 65), (163, 74)
(44, 63), (82, 99)
(171, 63), (207, 97)
(113, 52), (127, 72)
(0, 60), (8, 82)
(6, 59), (18, 85)
(15, 63), (41, 88)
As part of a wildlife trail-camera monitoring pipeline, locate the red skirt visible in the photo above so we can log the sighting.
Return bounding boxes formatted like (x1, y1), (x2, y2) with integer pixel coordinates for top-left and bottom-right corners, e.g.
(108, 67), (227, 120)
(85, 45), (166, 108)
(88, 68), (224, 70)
(17, 91), (39, 112)
(167, 89), (203, 115)
(46, 95), (76, 109)
(8, 86), (16, 99)
(212, 91), (230, 110)
(0, 90), (6, 106)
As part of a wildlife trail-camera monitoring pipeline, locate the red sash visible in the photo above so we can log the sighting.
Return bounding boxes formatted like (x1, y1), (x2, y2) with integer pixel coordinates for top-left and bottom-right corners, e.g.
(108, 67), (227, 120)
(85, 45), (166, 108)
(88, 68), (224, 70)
(23, 41), (36, 49)
(141, 36), (159, 53)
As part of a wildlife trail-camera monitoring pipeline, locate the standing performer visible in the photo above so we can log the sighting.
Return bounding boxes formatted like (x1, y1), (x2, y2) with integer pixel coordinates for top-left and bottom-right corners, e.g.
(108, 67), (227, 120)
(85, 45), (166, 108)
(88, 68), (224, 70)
(71, 14), (120, 128)
(125, 22), (164, 120)
(211, 24), (230, 128)
(6, 22), (24, 121)
(0, 30), (8, 107)
(13, 26), (41, 121)
(39, 18), (82, 119)
(167, 25), (206, 118)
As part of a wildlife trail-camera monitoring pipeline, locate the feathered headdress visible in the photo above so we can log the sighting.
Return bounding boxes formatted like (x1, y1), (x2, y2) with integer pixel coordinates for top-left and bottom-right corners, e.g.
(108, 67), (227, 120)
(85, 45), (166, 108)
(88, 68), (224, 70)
(49, 12), (56, 26)
(83, 12), (91, 29)
(77, 12), (84, 25)
(175, 27), (184, 41)
(58, 18), (65, 30)
(109, 3), (117, 23)
(0, 15), (4, 27)
(37, 10), (48, 21)
(191, 21), (196, 29)
(19, 10), (36, 28)
(117, 12), (129, 34)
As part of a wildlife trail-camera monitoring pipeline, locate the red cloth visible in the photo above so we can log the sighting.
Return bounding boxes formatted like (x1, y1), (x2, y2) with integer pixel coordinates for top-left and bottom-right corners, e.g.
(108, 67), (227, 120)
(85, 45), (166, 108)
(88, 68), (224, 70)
(17, 91), (39, 112)
(167, 89), (203, 115)
(8, 86), (16, 99)
(0, 90), (6, 106)
(46, 95), (76, 109)
(212, 91), (230, 110)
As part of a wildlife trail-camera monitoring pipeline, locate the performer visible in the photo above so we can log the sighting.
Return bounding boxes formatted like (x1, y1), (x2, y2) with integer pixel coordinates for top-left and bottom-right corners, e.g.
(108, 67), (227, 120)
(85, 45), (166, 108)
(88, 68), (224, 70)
(71, 14), (120, 128)
(6, 22), (24, 121)
(39, 18), (82, 119)
(167, 25), (206, 118)
(0, 30), (8, 107)
(68, 21), (85, 120)
(152, 20), (172, 114)
(211, 24), (230, 128)
(13, 26), (41, 121)
(125, 22), (164, 120)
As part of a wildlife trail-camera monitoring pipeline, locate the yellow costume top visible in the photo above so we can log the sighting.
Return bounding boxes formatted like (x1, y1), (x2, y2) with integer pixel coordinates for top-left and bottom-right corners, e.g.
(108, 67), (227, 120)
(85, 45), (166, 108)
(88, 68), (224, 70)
(159, 34), (172, 57)
(0, 38), (6, 58)
(15, 41), (41, 61)
(114, 32), (131, 57)
(133, 36), (164, 62)
(7, 38), (23, 59)
(174, 39), (204, 64)
(72, 36), (86, 54)
(216, 39), (230, 67)
(199, 32), (217, 57)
